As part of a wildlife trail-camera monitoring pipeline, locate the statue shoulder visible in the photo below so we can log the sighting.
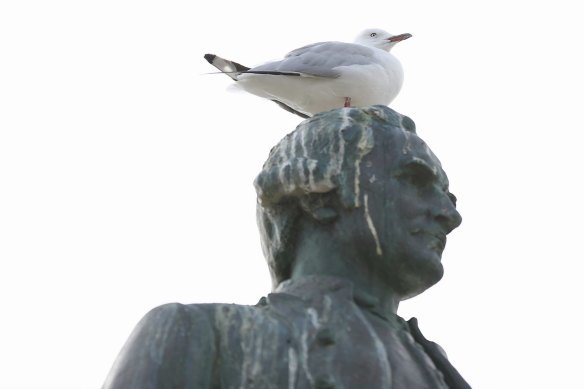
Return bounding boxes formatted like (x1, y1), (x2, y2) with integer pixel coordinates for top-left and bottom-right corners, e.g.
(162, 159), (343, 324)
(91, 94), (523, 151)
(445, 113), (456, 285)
(102, 302), (218, 389)
(103, 300), (298, 389)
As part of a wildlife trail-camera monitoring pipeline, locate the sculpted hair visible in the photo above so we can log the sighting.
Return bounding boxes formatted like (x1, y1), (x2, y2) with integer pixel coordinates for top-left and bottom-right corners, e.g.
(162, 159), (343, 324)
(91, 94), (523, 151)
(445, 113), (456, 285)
(254, 106), (416, 289)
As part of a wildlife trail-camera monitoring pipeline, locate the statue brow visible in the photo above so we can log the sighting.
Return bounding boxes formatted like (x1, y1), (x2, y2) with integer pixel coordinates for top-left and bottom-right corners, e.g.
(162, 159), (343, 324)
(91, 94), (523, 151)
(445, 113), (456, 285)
(395, 157), (438, 177)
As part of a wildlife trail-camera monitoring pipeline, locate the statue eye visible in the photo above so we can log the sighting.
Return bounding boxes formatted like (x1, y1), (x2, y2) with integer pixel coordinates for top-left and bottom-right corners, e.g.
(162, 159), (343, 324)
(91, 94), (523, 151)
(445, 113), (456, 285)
(448, 192), (458, 207)
(396, 161), (435, 189)
(370, 32), (377, 37)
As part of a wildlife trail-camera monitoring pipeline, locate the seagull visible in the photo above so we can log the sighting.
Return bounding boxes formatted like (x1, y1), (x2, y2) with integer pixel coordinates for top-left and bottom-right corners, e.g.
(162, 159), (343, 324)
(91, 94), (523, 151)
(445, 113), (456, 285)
(204, 28), (411, 118)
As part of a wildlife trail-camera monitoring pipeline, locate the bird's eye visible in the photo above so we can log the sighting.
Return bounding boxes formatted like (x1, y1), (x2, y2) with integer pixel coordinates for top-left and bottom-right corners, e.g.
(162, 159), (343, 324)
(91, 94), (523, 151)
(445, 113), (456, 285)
(370, 32), (377, 37)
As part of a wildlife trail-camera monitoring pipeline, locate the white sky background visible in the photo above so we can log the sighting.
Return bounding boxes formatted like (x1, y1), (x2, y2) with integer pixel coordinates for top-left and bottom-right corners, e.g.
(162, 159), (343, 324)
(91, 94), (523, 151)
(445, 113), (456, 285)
(1, 1), (583, 388)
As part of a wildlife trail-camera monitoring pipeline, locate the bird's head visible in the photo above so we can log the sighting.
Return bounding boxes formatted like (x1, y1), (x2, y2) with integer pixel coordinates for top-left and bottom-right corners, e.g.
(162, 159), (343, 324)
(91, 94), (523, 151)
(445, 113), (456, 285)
(354, 28), (412, 52)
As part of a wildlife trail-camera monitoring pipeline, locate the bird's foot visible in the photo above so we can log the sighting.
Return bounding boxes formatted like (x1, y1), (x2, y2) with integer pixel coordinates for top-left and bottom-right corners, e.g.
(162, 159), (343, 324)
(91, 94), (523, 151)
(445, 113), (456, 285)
(344, 97), (352, 108)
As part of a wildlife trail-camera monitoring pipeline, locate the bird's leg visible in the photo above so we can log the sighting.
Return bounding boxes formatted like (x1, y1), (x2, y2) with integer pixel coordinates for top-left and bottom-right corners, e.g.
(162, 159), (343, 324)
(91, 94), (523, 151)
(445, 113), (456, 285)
(344, 97), (352, 107)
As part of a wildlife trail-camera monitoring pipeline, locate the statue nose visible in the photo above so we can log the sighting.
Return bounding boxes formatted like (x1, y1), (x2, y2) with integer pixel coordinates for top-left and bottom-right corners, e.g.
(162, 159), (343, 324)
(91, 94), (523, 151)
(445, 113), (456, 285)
(433, 197), (462, 234)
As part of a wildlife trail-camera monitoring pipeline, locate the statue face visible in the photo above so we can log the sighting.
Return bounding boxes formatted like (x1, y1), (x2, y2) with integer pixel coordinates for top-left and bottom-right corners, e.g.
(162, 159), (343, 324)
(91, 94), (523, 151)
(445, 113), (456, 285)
(358, 130), (462, 299)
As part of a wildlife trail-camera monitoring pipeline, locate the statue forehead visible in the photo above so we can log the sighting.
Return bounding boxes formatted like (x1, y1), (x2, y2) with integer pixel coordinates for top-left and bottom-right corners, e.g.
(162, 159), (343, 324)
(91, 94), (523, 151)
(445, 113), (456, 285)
(368, 129), (449, 186)
(375, 128), (441, 166)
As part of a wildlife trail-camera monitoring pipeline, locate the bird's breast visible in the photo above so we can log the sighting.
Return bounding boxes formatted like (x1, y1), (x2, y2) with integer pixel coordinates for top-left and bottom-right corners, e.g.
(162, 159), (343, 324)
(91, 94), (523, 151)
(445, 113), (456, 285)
(334, 54), (404, 106)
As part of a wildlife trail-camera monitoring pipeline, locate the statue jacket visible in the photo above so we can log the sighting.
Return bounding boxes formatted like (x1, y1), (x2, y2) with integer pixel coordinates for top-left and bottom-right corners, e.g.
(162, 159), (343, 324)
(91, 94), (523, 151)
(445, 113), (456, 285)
(103, 276), (471, 389)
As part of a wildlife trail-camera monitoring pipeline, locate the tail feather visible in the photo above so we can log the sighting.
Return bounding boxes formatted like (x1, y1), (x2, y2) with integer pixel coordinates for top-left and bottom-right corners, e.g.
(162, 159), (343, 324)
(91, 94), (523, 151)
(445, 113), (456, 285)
(204, 54), (250, 81)
(203, 53), (308, 118)
(204, 54), (302, 80)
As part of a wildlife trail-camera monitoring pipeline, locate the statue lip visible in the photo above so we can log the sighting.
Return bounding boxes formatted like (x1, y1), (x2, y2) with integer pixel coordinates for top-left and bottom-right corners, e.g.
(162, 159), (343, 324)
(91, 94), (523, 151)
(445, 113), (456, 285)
(431, 232), (447, 252)
(411, 229), (447, 252)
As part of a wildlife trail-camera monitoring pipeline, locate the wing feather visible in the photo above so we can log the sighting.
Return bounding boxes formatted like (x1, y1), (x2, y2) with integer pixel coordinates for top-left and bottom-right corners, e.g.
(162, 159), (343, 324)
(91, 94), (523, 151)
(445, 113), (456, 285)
(248, 42), (378, 78)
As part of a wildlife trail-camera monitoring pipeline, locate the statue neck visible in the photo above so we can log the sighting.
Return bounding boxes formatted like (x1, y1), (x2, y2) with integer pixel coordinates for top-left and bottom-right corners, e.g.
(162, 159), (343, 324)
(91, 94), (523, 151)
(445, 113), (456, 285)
(290, 229), (402, 316)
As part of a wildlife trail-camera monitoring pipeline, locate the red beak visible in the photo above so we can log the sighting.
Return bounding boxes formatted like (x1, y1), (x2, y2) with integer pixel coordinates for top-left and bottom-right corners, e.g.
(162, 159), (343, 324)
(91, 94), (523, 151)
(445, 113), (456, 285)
(387, 33), (412, 42)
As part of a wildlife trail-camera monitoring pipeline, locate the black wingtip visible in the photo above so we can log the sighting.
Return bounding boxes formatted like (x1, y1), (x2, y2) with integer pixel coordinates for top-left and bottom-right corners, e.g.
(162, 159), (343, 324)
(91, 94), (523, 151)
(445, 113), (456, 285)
(271, 100), (311, 119)
(204, 54), (216, 64)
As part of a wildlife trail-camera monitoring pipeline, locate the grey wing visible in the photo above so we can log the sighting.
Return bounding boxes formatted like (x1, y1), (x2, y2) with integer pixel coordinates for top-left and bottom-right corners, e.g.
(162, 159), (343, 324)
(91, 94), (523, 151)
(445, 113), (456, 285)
(249, 41), (377, 78)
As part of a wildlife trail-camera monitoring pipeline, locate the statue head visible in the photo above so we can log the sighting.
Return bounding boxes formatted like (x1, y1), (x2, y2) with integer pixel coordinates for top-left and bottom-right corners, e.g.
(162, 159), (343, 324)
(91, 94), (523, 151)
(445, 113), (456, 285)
(254, 106), (461, 298)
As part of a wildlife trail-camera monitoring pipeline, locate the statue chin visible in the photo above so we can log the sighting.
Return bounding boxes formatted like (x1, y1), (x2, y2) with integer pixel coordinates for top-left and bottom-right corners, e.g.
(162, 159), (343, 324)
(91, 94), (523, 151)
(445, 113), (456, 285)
(396, 265), (444, 301)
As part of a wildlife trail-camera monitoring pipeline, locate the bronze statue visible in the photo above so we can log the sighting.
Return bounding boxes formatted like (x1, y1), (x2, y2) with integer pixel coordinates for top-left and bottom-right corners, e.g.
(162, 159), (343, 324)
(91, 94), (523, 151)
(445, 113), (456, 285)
(103, 106), (471, 389)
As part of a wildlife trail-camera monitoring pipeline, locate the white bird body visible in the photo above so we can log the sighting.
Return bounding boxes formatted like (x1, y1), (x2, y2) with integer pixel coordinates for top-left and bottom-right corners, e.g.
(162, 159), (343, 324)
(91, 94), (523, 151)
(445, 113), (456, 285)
(204, 29), (411, 118)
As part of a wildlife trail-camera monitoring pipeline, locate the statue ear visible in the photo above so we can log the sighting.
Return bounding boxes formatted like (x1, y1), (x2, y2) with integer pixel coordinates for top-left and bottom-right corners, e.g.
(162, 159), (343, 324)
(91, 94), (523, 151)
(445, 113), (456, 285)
(299, 194), (338, 224)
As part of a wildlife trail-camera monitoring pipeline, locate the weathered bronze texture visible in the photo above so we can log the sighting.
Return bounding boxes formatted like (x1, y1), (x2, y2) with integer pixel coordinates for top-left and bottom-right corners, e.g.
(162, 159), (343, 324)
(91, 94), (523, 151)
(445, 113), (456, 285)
(103, 106), (470, 389)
